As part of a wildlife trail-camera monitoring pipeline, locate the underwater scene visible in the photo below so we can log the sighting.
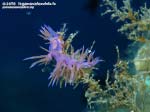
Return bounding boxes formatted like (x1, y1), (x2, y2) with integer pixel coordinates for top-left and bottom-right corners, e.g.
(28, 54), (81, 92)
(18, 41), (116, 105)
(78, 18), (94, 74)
(1, 0), (150, 112)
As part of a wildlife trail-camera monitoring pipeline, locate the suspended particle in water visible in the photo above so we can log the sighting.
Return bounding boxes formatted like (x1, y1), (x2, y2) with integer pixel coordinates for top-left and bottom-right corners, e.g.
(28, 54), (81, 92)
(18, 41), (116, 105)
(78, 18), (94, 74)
(26, 11), (32, 16)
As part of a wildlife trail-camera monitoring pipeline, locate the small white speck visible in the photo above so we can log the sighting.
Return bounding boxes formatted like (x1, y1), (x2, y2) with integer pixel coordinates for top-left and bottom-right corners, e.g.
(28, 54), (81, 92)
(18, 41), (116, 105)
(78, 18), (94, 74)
(88, 50), (91, 53)
(26, 11), (31, 15)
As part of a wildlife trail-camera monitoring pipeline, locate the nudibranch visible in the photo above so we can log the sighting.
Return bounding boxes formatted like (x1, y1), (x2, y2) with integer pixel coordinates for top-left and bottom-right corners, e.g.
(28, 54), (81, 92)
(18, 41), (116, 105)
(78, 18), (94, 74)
(24, 24), (101, 86)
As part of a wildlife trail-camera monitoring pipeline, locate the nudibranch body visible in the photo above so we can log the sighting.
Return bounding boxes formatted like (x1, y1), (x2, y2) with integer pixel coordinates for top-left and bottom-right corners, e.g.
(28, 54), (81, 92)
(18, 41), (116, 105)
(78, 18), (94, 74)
(48, 47), (100, 86)
(25, 24), (101, 86)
